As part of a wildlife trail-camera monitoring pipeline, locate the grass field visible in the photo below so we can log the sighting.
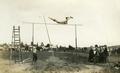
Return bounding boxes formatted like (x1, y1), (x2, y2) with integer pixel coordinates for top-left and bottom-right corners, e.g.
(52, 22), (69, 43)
(0, 49), (120, 73)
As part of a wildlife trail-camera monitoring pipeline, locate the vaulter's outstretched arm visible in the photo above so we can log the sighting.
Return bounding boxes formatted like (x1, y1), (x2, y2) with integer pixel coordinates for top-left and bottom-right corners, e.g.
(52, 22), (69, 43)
(48, 17), (59, 22)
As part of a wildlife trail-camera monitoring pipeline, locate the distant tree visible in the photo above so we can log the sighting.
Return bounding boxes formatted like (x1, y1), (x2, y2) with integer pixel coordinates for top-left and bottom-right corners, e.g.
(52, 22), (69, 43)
(2, 43), (9, 49)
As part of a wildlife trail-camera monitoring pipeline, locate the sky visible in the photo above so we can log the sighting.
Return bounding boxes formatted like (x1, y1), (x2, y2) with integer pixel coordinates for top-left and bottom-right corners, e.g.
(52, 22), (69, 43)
(0, 0), (120, 47)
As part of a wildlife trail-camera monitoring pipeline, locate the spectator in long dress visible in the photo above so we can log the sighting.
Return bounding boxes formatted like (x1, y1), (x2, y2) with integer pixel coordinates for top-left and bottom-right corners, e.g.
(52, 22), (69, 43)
(94, 45), (100, 64)
(88, 48), (94, 62)
(103, 46), (109, 63)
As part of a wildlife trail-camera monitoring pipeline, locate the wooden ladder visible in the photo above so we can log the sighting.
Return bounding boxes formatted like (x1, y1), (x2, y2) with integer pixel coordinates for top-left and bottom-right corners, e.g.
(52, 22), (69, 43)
(12, 26), (22, 63)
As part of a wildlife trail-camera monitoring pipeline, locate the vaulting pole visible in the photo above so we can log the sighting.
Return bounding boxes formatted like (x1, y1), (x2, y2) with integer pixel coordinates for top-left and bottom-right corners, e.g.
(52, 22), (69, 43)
(43, 16), (51, 44)
(43, 16), (54, 57)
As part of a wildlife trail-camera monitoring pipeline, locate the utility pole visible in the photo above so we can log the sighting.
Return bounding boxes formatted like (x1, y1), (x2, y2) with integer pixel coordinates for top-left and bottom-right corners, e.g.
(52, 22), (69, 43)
(32, 23), (34, 45)
(75, 24), (78, 49)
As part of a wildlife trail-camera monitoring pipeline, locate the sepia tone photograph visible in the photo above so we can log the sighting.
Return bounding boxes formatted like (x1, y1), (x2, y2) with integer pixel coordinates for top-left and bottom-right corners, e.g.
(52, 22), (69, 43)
(0, 0), (120, 73)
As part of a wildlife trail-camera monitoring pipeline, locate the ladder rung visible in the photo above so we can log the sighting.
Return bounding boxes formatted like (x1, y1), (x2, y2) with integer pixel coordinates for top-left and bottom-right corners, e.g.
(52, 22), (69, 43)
(14, 35), (20, 37)
(14, 37), (20, 39)
(12, 39), (20, 40)
(14, 42), (20, 44)
(14, 41), (20, 42)
(14, 43), (20, 44)
(13, 40), (20, 41)
(15, 42), (20, 45)
(14, 41), (20, 43)
(14, 42), (20, 43)
(14, 40), (20, 41)
(13, 33), (20, 35)
(13, 31), (20, 33)
(13, 29), (19, 30)
(13, 28), (20, 30)
(14, 39), (20, 40)
(15, 42), (20, 43)
(13, 36), (20, 38)
(14, 32), (20, 34)
(14, 34), (20, 35)
(14, 33), (20, 34)
(14, 31), (20, 32)
(13, 29), (20, 31)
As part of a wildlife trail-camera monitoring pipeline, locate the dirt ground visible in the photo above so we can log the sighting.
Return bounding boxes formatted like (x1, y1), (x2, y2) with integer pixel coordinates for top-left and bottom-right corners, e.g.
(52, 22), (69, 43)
(0, 50), (119, 73)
